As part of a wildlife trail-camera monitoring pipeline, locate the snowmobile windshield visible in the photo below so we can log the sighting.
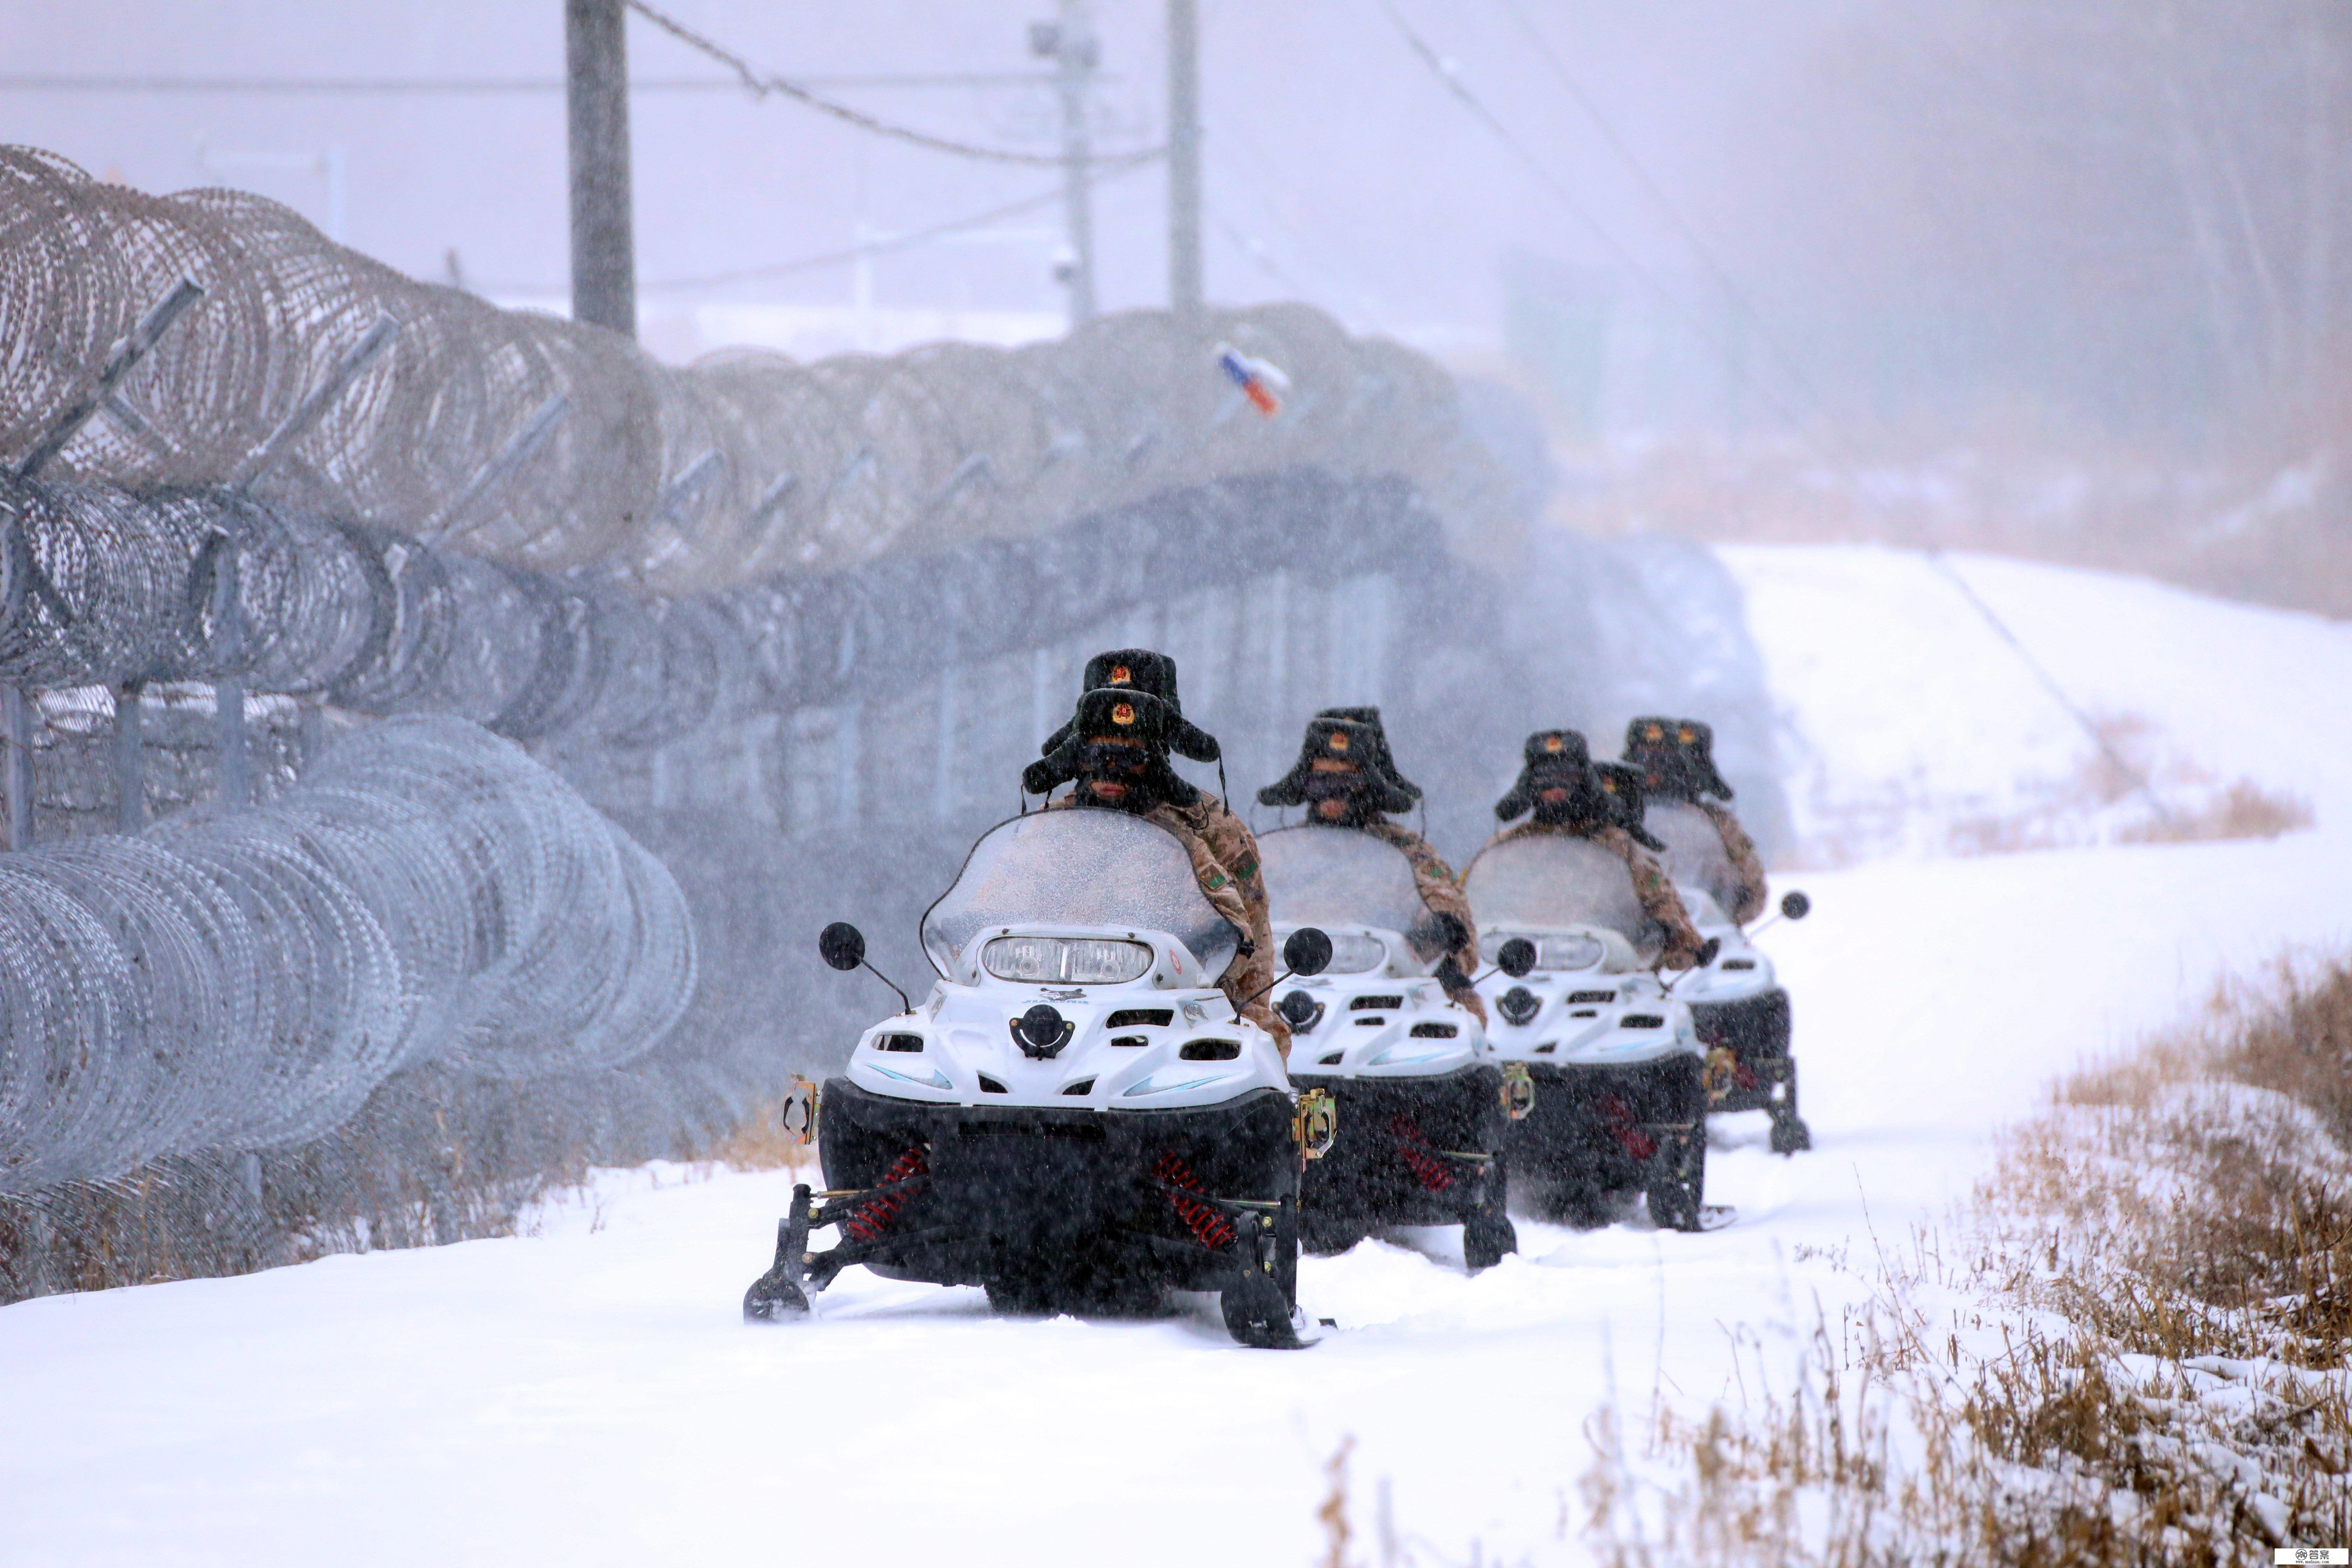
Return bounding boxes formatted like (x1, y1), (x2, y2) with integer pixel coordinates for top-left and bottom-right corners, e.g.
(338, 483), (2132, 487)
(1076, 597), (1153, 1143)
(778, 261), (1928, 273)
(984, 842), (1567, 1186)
(1259, 826), (1432, 945)
(920, 807), (1241, 980)
(1645, 801), (1739, 916)
(1461, 833), (1658, 956)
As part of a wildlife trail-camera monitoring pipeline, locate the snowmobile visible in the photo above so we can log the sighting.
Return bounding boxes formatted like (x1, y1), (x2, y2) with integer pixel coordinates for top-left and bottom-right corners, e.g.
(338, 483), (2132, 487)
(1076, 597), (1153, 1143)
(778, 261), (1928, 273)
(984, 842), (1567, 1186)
(1463, 834), (1716, 1231)
(741, 804), (1338, 1348)
(1638, 801), (1815, 1155)
(1258, 825), (1527, 1270)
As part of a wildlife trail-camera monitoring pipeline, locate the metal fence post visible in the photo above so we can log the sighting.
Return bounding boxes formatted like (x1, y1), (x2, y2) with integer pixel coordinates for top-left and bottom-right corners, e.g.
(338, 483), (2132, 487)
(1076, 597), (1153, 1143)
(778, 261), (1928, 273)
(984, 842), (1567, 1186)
(2, 684), (33, 851)
(113, 678), (144, 831)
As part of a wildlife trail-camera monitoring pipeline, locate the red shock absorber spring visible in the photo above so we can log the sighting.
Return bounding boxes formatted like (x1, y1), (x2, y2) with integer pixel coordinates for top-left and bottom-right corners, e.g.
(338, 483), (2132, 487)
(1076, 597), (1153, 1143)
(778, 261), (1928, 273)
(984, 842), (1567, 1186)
(1596, 1094), (1658, 1163)
(1389, 1112), (1456, 1192)
(842, 1144), (929, 1242)
(1151, 1152), (1235, 1250)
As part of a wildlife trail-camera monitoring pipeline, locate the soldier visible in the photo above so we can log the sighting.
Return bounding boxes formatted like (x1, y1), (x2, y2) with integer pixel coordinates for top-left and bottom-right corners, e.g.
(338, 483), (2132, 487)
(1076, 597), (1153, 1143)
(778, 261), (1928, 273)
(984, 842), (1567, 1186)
(1483, 729), (1708, 969)
(1258, 710), (1488, 1024)
(1025, 683), (1289, 1057)
(1622, 717), (1767, 924)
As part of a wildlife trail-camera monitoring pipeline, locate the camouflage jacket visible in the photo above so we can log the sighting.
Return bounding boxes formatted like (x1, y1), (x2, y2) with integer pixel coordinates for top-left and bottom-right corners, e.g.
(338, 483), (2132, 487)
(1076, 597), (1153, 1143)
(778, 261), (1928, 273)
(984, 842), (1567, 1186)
(1046, 790), (1289, 1057)
(1695, 799), (1768, 924)
(1481, 819), (1708, 969)
(1362, 820), (1488, 1025)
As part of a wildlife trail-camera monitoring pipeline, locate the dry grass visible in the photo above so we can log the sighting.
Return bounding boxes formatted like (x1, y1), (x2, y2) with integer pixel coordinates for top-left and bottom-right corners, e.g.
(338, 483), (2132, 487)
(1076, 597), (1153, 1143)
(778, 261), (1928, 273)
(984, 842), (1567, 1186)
(2118, 780), (2317, 845)
(1581, 953), (2352, 1567)
(693, 1095), (818, 1176)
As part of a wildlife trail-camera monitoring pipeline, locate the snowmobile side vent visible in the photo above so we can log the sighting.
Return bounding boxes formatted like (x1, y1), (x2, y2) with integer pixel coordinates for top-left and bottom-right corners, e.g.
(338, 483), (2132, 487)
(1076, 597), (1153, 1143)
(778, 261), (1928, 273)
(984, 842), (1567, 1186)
(1107, 1008), (1174, 1028)
(1061, 1078), (1096, 1096)
(1569, 1009), (1598, 1019)
(1353, 1017), (1385, 1027)
(1567, 990), (1616, 1005)
(1534, 1041), (1558, 1054)
(1408, 1022), (1458, 1039)
(1178, 1038), (1241, 1062)
(1317, 1051), (1345, 1066)
(1720, 959), (1757, 971)
(978, 1074), (1010, 1093)
(1619, 1014), (1667, 1030)
(876, 1033), (925, 1052)
(1350, 995), (1404, 1011)
(1109, 1034), (1148, 1048)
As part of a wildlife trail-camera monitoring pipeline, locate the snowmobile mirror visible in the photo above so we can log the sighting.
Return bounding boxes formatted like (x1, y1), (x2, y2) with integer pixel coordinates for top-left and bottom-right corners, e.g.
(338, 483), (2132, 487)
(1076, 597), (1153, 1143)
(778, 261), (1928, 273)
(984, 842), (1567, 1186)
(1282, 926), (1334, 978)
(1497, 937), (1538, 979)
(1780, 891), (1811, 921)
(819, 922), (867, 972)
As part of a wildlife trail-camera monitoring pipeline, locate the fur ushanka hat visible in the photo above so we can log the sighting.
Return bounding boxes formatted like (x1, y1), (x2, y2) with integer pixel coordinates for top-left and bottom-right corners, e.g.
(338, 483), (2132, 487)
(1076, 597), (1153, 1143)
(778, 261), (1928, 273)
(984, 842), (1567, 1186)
(1024, 687), (1203, 806)
(1593, 760), (1669, 852)
(1623, 716), (1734, 801)
(1494, 729), (1602, 823)
(1313, 705), (1420, 800)
(1258, 717), (1416, 814)
(1037, 649), (1220, 764)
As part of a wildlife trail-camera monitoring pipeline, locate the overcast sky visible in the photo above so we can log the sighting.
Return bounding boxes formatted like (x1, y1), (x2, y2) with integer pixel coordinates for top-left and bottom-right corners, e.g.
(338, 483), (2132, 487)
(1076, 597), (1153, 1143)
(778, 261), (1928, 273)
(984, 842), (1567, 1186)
(0, 1), (1848, 353)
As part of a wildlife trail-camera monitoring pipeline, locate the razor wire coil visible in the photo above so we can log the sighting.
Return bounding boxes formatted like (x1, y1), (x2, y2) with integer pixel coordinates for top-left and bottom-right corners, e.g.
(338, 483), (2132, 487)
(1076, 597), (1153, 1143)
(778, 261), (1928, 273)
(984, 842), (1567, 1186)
(0, 715), (695, 1194)
(0, 147), (1511, 595)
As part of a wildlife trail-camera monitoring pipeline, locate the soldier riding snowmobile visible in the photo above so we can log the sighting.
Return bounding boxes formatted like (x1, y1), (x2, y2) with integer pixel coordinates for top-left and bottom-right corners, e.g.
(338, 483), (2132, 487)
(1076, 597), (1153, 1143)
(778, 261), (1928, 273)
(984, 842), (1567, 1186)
(1466, 732), (1720, 1232)
(743, 684), (1337, 1347)
(1255, 712), (1522, 1268)
(1619, 718), (1813, 1155)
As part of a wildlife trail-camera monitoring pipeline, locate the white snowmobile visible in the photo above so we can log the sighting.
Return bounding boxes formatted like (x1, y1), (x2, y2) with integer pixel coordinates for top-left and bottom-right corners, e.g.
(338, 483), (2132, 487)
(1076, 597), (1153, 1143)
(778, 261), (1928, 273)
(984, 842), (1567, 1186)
(1258, 825), (1527, 1269)
(742, 805), (1338, 1348)
(1638, 801), (1814, 1155)
(1463, 833), (1715, 1231)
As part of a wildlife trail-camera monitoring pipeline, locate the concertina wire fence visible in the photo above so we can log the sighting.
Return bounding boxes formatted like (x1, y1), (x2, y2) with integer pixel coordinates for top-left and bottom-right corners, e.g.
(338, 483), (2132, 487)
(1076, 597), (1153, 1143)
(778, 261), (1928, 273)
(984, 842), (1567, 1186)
(0, 147), (1517, 596)
(0, 148), (1517, 1295)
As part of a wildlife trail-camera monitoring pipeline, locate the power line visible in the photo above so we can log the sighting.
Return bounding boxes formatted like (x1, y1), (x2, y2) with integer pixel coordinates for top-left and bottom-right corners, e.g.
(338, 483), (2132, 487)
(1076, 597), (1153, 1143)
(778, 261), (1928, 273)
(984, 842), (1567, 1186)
(484, 148), (1162, 295)
(625, 0), (1151, 167)
(1489, 0), (1868, 471)
(1373, 0), (1830, 448)
(1389, 0), (2173, 822)
(0, 71), (1068, 96)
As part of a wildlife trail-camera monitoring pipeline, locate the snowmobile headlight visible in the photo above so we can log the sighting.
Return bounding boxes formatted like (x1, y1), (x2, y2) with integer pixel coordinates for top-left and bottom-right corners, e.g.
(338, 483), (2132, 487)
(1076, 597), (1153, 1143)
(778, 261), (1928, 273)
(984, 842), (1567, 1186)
(982, 935), (1153, 985)
(1480, 933), (1604, 972)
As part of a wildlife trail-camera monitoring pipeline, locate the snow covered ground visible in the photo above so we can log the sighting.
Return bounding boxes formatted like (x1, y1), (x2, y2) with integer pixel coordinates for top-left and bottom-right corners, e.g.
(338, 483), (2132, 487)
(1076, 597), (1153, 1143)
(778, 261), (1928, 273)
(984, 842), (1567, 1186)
(5, 547), (2350, 1567)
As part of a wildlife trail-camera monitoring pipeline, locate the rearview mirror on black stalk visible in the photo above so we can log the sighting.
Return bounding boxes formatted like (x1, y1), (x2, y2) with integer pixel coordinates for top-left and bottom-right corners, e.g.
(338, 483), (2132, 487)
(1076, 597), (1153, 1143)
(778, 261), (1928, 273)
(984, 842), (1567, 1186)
(1497, 937), (1537, 979)
(818, 922), (867, 972)
(1283, 926), (1334, 978)
(1780, 891), (1811, 921)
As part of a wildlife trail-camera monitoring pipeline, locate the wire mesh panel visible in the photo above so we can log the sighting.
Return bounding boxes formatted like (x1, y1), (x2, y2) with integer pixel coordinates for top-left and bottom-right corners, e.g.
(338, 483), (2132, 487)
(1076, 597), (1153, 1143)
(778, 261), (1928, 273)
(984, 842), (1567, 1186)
(0, 715), (694, 1194)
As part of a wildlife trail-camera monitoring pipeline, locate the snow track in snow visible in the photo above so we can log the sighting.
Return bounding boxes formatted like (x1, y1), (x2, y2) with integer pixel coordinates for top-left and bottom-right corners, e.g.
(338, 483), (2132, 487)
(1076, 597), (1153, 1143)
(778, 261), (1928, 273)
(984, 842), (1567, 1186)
(6, 547), (2352, 1566)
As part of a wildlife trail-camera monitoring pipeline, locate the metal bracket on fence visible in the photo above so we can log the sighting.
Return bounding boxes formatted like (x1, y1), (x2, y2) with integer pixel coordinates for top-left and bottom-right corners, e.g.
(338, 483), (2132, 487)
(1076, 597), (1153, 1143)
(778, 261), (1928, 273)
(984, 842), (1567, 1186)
(14, 276), (204, 482)
(226, 313), (400, 500)
(211, 313), (401, 807)
(425, 392), (569, 542)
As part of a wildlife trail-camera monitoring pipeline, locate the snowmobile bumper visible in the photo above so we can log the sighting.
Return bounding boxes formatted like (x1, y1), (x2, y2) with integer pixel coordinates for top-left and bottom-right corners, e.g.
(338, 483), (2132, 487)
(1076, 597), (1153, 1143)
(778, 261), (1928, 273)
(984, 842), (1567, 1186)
(1691, 988), (1794, 1115)
(810, 1076), (1300, 1297)
(1288, 1064), (1508, 1228)
(1506, 1054), (1704, 1193)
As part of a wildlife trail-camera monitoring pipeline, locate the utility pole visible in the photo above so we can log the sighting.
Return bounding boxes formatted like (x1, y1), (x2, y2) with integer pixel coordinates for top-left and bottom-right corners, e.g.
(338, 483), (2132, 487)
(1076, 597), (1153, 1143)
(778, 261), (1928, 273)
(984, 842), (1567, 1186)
(566, 0), (637, 338)
(1031, 2), (1099, 329)
(1166, 0), (1203, 325)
